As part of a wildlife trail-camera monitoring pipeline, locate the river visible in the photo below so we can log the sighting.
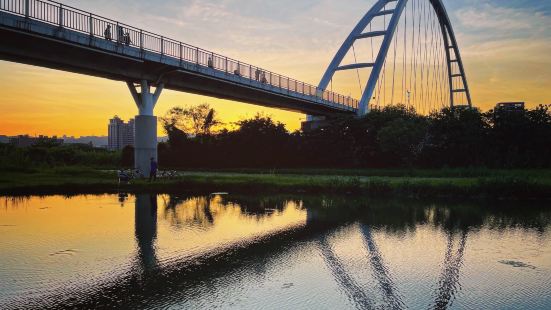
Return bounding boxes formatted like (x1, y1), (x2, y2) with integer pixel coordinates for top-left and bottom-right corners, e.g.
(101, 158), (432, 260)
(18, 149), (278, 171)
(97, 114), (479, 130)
(0, 193), (550, 309)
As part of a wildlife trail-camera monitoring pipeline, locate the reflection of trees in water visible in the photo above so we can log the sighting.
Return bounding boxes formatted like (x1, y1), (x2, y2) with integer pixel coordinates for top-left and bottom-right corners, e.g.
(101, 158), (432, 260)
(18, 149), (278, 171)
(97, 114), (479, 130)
(224, 195), (301, 216)
(159, 194), (304, 230)
(161, 195), (215, 229)
(1, 196), (32, 209)
(357, 199), (551, 235)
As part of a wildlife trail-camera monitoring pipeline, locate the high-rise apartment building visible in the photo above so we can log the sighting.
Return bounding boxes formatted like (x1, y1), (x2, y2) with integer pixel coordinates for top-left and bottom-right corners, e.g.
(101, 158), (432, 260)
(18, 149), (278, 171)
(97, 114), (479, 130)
(108, 116), (135, 151)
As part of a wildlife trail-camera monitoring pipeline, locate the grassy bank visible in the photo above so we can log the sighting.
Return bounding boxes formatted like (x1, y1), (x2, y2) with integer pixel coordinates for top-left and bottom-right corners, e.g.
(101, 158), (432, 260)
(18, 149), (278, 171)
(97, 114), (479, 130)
(177, 168), (551, 180)
(1, 167), (550, 200)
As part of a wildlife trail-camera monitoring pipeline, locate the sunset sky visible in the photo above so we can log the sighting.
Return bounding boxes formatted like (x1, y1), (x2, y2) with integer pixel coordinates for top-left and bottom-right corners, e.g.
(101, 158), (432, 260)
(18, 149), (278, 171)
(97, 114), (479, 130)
(0, 0), (550, 137)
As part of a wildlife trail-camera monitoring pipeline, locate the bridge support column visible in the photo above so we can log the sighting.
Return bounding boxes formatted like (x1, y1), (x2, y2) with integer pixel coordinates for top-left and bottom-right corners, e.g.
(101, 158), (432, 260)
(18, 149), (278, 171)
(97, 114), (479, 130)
(127, 80), (164, 177)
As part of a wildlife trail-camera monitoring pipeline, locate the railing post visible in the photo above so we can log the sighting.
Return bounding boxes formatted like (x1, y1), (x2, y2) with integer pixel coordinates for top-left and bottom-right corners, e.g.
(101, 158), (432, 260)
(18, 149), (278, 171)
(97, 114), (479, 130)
(160, 36), (164, 55)
(140, 30), (144, 50)
(287, 77), (290, 93)
(89, 13), (93, 36)
(195, 47), (199, 64)
(24, 0), (29, 18)
(58, 4), (63, 27)
(249, 65), (252, 79)
(225, 57), (228, 73)
(179, 42), (182, 65)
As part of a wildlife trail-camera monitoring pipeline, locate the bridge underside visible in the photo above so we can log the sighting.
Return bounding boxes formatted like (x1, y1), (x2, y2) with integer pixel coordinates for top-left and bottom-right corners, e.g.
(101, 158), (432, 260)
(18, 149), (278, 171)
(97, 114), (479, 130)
(0, 25), (352, 117)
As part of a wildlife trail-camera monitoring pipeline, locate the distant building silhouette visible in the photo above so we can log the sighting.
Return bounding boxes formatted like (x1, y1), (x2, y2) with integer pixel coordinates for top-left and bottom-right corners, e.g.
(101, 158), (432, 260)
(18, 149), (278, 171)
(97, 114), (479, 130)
(9, 135), (63, 147)
(495, 102), (525, 113)
(108, 116), (135, 151)
(494, 102), (525, 120)
(62, 135), (108, 148)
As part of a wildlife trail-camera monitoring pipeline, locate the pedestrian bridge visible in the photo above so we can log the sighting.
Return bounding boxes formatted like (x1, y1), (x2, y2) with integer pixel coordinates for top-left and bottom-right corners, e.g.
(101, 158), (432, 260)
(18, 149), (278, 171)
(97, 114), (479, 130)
(0, 0), (358, 116)
(0, 0), (472, 174)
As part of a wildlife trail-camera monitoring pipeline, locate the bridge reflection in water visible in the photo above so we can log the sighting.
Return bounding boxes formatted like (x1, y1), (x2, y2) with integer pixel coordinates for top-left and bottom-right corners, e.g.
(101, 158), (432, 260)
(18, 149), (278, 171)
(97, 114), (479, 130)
(131, 193), (471, 309)
(1, 194), (550, 309)
(134, 194), (158, 272)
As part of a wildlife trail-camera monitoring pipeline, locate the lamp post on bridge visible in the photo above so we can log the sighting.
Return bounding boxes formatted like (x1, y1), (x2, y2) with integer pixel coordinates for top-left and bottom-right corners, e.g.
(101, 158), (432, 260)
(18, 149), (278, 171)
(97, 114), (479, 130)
(127, 80), (164, 177)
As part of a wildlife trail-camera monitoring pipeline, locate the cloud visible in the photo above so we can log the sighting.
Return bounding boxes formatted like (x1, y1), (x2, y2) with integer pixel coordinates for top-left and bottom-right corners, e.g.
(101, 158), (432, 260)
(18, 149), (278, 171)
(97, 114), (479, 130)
(455, 3), (550, 36)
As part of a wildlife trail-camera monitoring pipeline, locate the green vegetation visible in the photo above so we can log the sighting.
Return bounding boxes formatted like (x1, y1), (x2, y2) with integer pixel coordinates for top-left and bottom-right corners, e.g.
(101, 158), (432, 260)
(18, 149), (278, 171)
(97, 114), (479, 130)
(1, 104), (550, 199)
(0, 143), (120, 171)
(1, 168), (550, 200)
(177, 167), (551, 179)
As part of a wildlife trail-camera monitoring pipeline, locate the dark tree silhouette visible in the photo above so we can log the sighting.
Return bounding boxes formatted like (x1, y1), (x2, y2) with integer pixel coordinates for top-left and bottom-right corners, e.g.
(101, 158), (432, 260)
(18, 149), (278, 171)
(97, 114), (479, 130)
(155, 104), (551, 169)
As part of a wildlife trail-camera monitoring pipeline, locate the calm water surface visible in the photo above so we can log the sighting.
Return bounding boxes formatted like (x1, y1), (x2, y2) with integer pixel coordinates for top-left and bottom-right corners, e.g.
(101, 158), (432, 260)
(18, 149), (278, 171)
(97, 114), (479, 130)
(0, 193), (550, 309)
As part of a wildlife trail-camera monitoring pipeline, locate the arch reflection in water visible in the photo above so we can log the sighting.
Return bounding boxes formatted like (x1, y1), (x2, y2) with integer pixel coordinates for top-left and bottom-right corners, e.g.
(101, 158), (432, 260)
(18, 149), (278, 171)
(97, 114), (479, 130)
(1, 195), (551, 309)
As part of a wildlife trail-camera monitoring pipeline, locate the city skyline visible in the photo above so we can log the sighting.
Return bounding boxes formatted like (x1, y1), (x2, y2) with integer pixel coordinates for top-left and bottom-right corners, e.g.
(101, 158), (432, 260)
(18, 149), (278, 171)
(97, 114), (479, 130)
(0, 0), (550, 136)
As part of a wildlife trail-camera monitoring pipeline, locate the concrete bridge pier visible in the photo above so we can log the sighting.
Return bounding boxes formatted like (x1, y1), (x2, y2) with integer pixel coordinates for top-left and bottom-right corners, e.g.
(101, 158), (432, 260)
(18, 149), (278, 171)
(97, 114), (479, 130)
(127, 80), (164, 177)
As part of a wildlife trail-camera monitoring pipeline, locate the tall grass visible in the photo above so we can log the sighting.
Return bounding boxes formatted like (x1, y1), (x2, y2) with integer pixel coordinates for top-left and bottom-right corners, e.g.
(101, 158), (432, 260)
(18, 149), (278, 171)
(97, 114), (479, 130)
(0, 143), (120, 171)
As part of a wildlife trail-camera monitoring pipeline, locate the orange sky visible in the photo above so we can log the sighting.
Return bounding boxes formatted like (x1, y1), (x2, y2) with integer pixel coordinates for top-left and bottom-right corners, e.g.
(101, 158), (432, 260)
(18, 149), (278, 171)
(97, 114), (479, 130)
(0, 61), (305, 136)
(0, 0), (549, 137)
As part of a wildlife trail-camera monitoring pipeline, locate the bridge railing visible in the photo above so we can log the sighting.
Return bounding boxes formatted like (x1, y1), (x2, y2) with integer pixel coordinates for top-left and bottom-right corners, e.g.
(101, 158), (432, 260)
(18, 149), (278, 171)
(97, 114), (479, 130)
(0, 0), (359, 110)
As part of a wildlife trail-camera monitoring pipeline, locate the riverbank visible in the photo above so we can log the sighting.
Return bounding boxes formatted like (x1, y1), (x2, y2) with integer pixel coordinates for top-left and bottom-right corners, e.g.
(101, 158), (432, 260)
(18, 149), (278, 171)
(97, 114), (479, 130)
(1, 167), (550, 200)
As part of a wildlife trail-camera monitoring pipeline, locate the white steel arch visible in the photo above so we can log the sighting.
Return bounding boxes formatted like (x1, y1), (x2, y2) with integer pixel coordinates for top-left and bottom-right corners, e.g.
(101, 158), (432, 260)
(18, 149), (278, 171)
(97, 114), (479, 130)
(319, 0), (472, 116)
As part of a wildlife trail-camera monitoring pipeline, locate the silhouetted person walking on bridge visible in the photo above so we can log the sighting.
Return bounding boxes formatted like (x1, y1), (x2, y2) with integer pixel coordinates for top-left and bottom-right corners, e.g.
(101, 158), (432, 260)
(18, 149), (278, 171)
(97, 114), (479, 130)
(124, 32), (131, 46)
(117, 25), (124, 43)
(261, 72), (267, 84)
(104, 25), (112, 41)
(149, 157), (158, 182)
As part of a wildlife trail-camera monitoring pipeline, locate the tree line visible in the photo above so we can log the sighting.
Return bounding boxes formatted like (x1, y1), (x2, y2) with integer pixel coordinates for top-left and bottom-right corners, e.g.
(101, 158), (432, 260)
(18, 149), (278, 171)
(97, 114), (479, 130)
(151, 103), (551, 169)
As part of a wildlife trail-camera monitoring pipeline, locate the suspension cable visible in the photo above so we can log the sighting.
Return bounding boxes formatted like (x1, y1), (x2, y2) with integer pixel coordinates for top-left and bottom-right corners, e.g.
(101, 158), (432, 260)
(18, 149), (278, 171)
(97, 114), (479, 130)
(402, 0), (408, 106)
(352, 44), (363, 94)
(391, 18), (398, 105)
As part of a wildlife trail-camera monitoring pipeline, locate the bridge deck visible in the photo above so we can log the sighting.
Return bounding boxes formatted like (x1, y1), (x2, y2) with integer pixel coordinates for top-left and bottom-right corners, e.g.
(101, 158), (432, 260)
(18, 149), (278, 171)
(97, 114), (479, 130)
(0, 0), (358, 116)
